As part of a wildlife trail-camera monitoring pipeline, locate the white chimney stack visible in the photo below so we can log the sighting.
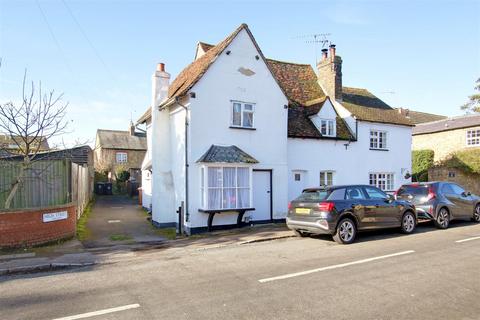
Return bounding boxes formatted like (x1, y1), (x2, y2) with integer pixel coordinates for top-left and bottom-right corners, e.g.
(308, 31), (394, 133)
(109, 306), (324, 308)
(152, 62), (170, 109)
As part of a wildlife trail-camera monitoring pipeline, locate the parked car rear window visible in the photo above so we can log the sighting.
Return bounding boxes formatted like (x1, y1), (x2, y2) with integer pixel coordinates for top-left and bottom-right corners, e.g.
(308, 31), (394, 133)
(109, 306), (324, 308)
(327, 188), (346, 200)
(397, 185), (429, 196)
(296, 190), (328, 201)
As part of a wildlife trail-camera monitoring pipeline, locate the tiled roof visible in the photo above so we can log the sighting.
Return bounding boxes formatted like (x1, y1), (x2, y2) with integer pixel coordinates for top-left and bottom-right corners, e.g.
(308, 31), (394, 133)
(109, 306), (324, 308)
(395, 109), (447, 124)
(413, 114), (480, 135)
(96, 129), (147, 150)
(287, 98), (353, 140)
(342, 87), (413, 126)
(168, 24), (248, 99)
(266, 59), (325, 105)
(197, 145), (258, 163)
(198, 42), (214, 52)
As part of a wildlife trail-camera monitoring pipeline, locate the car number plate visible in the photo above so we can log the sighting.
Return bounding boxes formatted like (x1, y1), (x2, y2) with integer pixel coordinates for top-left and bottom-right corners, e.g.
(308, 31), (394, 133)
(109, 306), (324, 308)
(295, 208), (310, 215)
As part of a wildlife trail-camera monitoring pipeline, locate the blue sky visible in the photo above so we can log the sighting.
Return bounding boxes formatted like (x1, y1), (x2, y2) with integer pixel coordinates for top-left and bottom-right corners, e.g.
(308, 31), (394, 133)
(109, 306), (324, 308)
(0, 0), (479, 146)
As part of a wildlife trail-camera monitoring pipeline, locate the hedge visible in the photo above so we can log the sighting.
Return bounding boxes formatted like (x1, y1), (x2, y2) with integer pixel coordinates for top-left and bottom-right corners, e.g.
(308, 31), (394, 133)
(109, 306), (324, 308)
(412, 150), (434, 182)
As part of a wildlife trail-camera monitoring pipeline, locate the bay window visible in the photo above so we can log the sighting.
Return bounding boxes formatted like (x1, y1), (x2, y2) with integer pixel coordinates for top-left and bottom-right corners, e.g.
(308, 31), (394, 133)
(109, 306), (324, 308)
(201, 166), (252, 210)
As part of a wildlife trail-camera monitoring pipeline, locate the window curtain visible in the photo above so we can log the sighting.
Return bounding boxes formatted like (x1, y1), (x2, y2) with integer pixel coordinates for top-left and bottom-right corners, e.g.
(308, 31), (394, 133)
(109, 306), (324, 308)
(223, 167), (236, 209)
(237, 167), (250, 208)
(208, 167), (222, 209)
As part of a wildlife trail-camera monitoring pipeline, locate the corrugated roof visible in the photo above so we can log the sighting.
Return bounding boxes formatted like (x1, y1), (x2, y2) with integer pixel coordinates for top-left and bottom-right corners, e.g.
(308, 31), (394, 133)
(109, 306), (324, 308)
(96, 129), (147, 150)
(413, 114), (480, 135)
(197, 145), (258, 163)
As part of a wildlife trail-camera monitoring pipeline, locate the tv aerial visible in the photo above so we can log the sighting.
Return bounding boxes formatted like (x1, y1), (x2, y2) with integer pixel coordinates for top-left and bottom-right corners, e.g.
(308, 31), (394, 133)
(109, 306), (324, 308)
(293, 33), (332, 64)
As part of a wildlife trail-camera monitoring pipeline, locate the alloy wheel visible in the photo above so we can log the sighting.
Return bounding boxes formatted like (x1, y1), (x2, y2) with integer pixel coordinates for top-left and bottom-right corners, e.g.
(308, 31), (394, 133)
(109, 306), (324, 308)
(403, 213), (415, 233)
(437, 209), (449, 228)
(474, 205), (480, 222)
(339, 220), (355, 242)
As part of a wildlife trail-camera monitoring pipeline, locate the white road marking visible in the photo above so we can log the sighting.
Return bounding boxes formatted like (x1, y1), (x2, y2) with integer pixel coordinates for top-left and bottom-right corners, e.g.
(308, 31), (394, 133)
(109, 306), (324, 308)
(107, 220), (121, 223)
(258, 250), (415, 283)
(52, 304), (140, 320)
(455, 236), (480, 243)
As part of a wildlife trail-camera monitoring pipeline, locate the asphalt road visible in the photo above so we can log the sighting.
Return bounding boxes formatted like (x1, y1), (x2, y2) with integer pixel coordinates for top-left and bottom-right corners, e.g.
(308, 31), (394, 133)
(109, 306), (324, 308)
(1, 221), (479, 320)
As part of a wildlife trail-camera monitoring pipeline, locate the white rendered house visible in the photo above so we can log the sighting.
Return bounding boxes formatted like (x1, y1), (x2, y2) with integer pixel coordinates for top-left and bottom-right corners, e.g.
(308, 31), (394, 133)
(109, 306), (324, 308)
(137, 24), (413, 234)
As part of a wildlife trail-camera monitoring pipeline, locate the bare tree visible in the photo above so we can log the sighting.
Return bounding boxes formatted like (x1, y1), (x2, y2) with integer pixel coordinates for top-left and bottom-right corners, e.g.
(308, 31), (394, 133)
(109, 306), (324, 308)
(0, 71), (68, 209)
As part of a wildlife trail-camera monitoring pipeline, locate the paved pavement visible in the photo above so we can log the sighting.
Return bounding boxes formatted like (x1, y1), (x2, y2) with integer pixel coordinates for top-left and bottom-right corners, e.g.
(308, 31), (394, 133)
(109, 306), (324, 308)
(1, 221), (479, 320)
(82, 195), (166, 248)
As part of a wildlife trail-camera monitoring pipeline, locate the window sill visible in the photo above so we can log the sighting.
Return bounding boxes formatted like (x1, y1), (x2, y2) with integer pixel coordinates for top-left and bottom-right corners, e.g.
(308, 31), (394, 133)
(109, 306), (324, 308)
(229, 126), (256, 131)
(369, 148), (389, 151)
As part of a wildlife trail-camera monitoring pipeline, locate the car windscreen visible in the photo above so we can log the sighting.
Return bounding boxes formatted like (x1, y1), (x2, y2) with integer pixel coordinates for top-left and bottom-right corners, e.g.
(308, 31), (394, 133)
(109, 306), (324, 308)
(397, 185), (429, 197)
(295, 190), (329, 201)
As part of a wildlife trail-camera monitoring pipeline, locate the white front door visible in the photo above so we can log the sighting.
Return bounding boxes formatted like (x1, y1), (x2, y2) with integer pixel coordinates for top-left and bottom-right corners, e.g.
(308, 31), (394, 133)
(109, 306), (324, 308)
(252, 170), (271, 222)
(290, 170), (308, 200)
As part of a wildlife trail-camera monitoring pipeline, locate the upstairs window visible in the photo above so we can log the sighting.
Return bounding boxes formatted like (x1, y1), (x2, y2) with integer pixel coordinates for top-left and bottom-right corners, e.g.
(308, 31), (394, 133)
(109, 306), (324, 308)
(319, 119), (336, 137)
(369, 173), (394, 191)
(370, 130), (388, 150)
(466, 129), (480, 146)
(232, 101), (254, 129)
(116, 152), (128, 163)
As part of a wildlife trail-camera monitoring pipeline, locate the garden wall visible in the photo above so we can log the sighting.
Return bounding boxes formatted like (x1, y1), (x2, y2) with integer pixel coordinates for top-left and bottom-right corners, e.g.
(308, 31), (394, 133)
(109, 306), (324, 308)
(0, 203), (76, 248)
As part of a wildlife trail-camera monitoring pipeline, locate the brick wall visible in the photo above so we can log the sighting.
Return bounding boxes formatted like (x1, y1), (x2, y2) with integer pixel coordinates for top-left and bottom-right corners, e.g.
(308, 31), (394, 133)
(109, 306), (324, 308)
(412, 126), (480, 161)
(0, 204), (76, 248)
(429, 167), (480, 195)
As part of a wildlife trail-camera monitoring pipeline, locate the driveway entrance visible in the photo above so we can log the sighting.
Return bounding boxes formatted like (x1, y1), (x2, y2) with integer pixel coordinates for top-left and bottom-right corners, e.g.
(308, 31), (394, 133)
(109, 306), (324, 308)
(82, 195), (166, 248)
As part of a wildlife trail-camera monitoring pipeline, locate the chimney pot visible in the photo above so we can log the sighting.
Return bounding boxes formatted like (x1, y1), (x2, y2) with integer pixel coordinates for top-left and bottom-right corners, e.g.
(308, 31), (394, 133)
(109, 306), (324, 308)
(329, 44), (336, 61)
(157, 63), (165, 72)
(321, 49), (328, 61)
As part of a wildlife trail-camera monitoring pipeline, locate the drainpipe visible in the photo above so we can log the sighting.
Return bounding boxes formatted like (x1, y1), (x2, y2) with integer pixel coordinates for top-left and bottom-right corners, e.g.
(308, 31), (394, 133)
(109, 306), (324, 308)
(175, 97), (189, 229)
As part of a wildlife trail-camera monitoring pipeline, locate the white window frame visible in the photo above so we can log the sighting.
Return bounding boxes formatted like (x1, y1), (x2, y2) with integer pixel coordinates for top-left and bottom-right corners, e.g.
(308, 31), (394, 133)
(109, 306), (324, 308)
(231, 101), (255, 129)
(200, 164), (253, 210)
(319, 119), (336, 137)
(466, 129), (480, 147)
(369, 172), (394, 191)
(116, 152), (128, 163)
(370, 130), (388, 150)
(320, 171), (334, 186)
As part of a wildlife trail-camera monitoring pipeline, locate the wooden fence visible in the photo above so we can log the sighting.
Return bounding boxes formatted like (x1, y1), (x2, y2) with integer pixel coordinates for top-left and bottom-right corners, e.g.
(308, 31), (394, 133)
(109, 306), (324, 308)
(71, 163), (94, 218)
(0, 159), (93, 214)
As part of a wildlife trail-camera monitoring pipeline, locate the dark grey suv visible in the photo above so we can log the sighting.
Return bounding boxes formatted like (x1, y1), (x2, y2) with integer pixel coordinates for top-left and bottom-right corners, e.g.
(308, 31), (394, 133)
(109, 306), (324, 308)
(396, 182), (480, 229)
(287, 185), (416, 244)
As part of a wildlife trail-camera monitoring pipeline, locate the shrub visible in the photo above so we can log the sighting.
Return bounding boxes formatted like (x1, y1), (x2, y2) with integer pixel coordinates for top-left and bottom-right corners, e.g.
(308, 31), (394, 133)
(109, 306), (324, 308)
(412, 150), (434, 182)
(439, 149), (480, 174)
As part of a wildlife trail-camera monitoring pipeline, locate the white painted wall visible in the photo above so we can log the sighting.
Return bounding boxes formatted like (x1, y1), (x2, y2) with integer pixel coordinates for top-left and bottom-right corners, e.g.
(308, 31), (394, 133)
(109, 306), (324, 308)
(287, 121), (412, 200)
(186, 28), (289, 229)
(141, 121), (152, 209)
(169, 105), (187, 221)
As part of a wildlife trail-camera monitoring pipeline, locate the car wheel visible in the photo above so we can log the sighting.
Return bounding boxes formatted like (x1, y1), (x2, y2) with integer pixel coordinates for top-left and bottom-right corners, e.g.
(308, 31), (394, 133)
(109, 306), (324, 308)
(473, 204), (480, 223)
(434, 208), (450, 229)
(401, 211), (416, 234)
(292, 229), (308, 237)
(333, 218), (357, 244)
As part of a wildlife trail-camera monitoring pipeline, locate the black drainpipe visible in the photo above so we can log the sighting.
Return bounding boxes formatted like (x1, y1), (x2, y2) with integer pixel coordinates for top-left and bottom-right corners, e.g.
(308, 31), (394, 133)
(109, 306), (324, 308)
(175, 97), (189, 228)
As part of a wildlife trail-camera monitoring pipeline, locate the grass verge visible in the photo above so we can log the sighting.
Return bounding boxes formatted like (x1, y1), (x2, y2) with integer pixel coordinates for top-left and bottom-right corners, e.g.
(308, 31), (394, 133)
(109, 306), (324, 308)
(77, 199), (95, 241)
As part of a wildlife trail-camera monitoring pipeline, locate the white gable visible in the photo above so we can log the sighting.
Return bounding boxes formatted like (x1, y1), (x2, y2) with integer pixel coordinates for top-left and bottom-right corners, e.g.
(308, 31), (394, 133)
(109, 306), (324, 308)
(310, 99), (337, 132)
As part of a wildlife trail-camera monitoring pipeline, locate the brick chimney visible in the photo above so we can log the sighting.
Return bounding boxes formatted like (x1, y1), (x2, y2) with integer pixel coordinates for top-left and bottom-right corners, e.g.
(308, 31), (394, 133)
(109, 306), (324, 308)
(317, 44), (343, 101)
(129, 121), (135, 136)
